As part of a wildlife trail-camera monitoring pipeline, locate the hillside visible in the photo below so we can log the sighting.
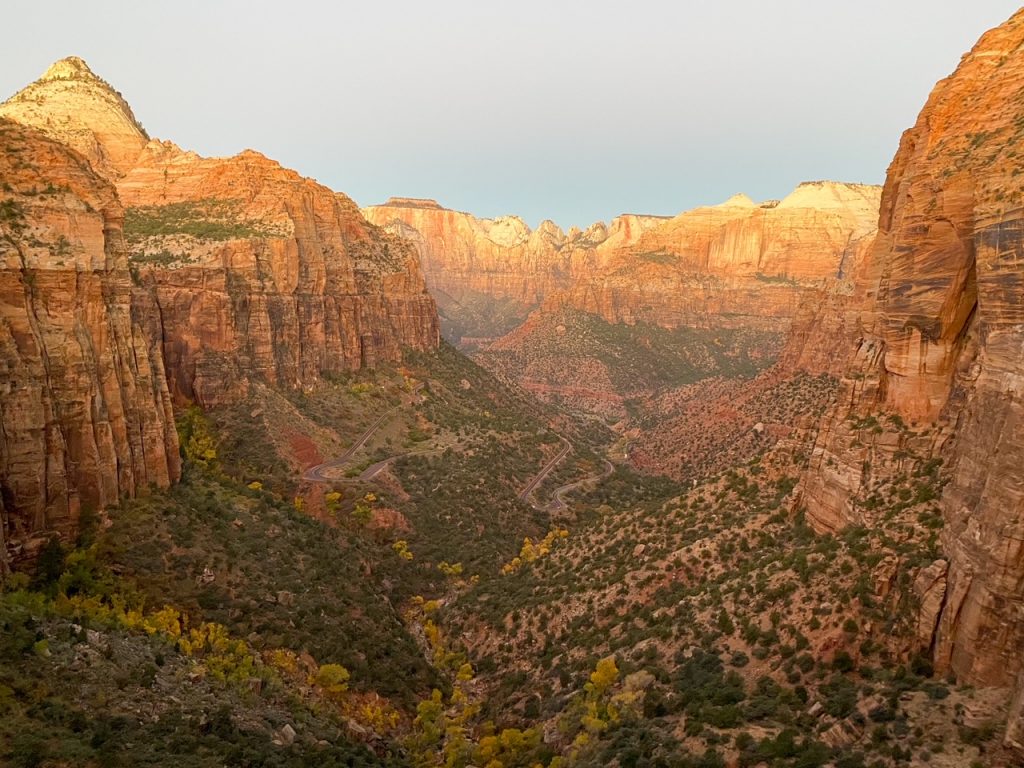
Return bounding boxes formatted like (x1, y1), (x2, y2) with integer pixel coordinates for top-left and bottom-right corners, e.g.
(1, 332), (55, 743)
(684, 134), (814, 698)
(3, 7), (1024, 768)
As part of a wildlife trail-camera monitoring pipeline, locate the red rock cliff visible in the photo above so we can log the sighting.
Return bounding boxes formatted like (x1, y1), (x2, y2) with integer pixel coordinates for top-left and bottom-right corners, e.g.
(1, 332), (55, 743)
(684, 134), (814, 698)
(2, 58), (440, 409)
(0, 120), (179, 571)
(119, 144), (440, 406)
(797, 10), (1024, 742)
(549, 183), (879, 331)
(365, 184), (880, 339)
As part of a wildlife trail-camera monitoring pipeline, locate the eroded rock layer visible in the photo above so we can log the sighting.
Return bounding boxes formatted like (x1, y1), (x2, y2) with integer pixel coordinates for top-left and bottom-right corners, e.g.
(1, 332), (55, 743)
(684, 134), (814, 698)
(552, 183), (880, 330)
(0, 120), (179, 569)
(1, 58), (441, 410)
(119, 144), (440, 407)
(363, 198), (667, 341)
(365, 184), (881, 342)
(0, 56), (149, 181)
(797, 9), (1024, 735)
(0, 57), (441, 559)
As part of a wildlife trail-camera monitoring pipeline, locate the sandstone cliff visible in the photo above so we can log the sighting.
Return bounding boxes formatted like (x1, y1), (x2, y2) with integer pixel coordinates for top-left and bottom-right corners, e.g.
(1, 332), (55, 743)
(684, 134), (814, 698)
(548, 182), (880, 331)
(2, 58), (440, 409)
(0, 57), (441, 562)
(365, 184), (881, 342)
(795, 9), (1024, 748)
(119, 144), (440, 407)
(0, 119), (179, 571)
(363, 197), (666, 341)
(0, 57), (148, 181)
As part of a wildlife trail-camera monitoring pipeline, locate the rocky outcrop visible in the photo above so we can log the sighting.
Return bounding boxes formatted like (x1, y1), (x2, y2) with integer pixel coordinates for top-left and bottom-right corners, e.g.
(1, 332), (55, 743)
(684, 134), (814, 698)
(0, 57), (149, 181)
(2, 58), (440, 409)
(119, 144), (440, 407)
(0, 57), (441, 561)
(548, 182), (880, 331)
(364, 198), (660, 308)
(364, 198), (665, 341)
(0, 120), (179, 570)
(796, 9), (1024, 742)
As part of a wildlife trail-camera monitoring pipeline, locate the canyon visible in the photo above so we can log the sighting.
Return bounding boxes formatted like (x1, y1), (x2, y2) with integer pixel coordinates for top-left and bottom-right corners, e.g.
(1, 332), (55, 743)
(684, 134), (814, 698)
(1, 6), (1024, 766)
(364, 181), (881, 345)
(795, 6), (1024, 747)
(0, 57), (438, 565)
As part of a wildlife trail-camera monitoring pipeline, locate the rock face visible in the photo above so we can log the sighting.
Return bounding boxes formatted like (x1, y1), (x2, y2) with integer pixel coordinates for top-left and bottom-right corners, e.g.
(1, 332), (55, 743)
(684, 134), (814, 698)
(0, 120), (179, 571)
(0, 57), (440, 561)
(2, 58), (440, 409)
(363, 197), (666, 341)
(0, 57), (149, 181)
(119, 145), (440, 407)
(365, 184), (880, 343)
(797, 8), (1024, 736)
(549, 182), (879, 331)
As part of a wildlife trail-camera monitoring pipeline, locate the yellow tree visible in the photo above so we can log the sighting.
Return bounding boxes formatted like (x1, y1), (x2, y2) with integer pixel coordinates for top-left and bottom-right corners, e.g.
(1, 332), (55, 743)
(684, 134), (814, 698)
(314, 663), (351, 701)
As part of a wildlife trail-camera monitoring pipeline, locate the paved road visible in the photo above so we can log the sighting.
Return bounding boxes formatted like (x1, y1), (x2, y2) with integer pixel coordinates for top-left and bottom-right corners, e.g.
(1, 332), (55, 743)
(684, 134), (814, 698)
(517, 437), (572, 504)
(546, 459), (614, 513)
(359, 453), (407, 481)
(303, 384), (422, 484)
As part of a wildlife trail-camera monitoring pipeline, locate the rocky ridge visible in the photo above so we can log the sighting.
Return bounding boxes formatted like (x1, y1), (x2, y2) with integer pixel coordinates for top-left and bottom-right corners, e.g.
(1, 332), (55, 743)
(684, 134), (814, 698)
(1, 57), (440, 409)
(364, 197), (667, 341)
(0, 58), (440, 559)
(0, 56), (149, 180)
(365, 183), (881, 342)
(118, 143), (440, 406)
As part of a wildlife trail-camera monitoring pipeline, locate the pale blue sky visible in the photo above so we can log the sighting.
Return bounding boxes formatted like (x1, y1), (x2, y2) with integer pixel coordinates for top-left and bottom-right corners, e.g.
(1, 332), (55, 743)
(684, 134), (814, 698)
(2, 1), (1020, 227)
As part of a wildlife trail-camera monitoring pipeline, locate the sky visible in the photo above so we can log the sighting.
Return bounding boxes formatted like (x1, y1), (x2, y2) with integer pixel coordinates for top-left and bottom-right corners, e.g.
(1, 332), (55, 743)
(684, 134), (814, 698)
(1, 1), (1020, 228)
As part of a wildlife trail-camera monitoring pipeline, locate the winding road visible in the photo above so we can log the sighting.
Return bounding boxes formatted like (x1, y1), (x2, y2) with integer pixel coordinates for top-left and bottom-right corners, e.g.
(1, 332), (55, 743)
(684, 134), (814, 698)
(517, 437), (572, 505)
(303, 384), (423, 483)
(545, 458), (615, 513)
(517, 437), (617, 513)
(303, 382), (616, 514)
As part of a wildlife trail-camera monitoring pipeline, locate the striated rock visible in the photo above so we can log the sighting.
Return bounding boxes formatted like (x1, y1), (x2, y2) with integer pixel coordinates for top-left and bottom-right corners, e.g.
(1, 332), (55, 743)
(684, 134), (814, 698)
(796, 8), (1024, 733)
(913, 559), (949, 654)
(363, 197), (578, 311)
(0, 119), (179, 570)
(118, 144), (440, 406)
(548, 182), (879, 332)
(1007, 674), (1024, 758)
(0, 57), (148, 181)
(2, 59), (441, 409)
(367, 185), (880, 344)
(620, 181), (879, 281)
(0, 56), (441, 559)
(363, 198), (666, 341)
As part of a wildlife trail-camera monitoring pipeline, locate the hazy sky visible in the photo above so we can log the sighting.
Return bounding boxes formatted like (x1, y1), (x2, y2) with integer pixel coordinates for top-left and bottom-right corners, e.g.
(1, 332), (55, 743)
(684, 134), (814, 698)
(1, 1), (1020, 227)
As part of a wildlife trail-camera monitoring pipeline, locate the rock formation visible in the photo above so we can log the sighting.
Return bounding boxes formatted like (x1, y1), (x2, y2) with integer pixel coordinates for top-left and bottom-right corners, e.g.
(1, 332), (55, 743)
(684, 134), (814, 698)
(547, 182), (880, 332)
(0, 56), (149, 181)
(365, 184), (881, 343)
(795, 9), (1024, 750)
(119, 145), (440, 407)
(1, 58), (440, 409)
(0, 57), (440, 561)
(363, 197), (666, 341)
(0, 119), (179, 570)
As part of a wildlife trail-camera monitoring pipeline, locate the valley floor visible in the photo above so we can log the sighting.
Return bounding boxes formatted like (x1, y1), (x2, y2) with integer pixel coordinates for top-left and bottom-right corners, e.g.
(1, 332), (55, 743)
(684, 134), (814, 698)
(0, 342), (1015, 767)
